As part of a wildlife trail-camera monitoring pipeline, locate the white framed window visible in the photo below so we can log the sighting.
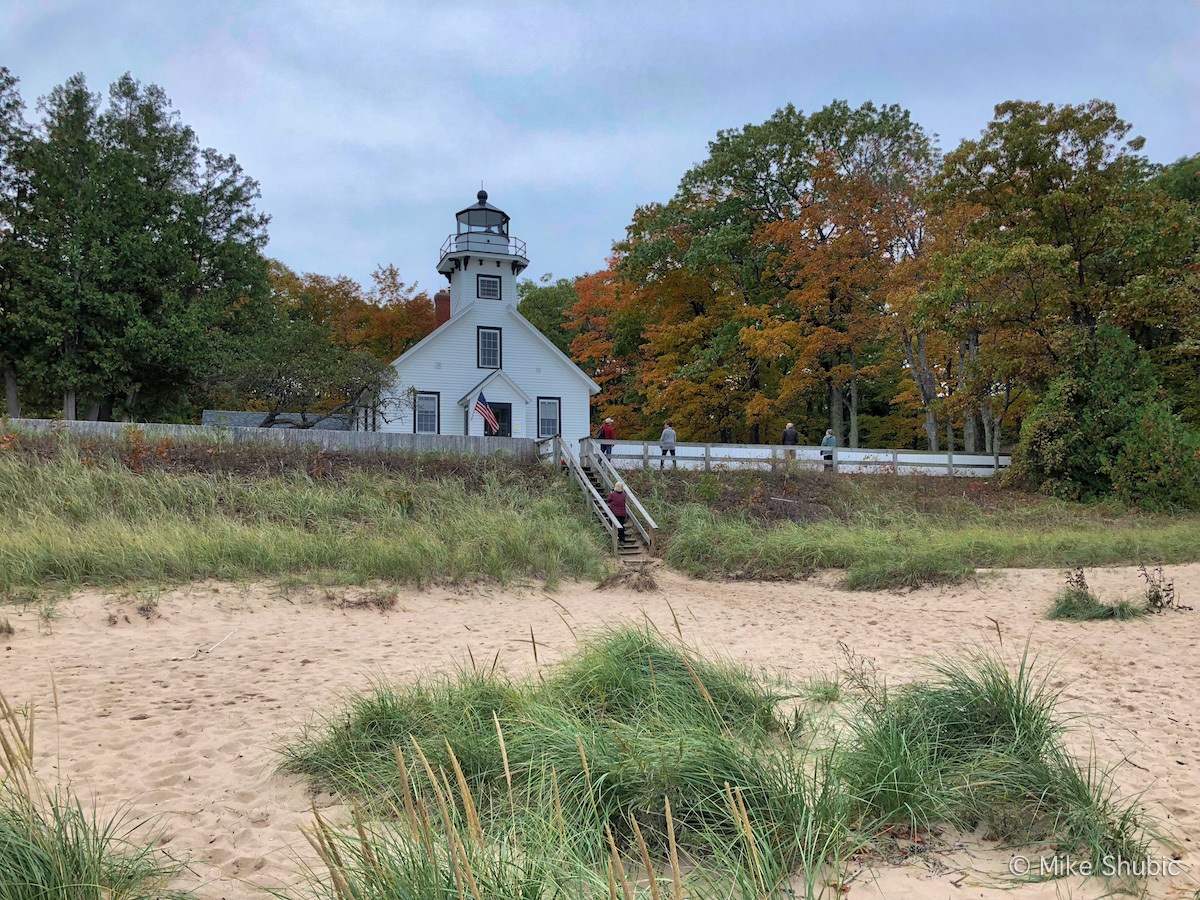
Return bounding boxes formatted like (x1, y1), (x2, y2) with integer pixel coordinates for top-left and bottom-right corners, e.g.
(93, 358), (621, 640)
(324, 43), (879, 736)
(477, 274), (501, 300)
(414, 392), (439, 434)
(537, 397), (561, 438)
(477, 327), (501, 369)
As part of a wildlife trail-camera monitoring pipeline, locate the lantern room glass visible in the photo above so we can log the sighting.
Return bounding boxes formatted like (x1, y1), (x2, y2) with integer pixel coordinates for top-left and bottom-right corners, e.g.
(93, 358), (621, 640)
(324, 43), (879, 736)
(456, 191), (509, 236)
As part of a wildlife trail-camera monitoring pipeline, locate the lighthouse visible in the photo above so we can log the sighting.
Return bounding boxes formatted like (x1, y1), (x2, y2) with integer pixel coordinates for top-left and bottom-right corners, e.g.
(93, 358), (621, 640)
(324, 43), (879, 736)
(381, 190), (598, 442)
(436, 190), (530, 318)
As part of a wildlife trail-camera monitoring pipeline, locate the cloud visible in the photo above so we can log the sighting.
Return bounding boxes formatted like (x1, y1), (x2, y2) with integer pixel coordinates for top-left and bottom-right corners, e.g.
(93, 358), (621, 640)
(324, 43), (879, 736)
(3, 0), (1198, 288)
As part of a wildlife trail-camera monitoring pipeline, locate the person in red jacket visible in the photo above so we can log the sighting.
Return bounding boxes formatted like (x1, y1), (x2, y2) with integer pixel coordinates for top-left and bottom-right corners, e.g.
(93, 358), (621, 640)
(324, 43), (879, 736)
(607, 481), (628, 542)
(598, 417), (616, 457)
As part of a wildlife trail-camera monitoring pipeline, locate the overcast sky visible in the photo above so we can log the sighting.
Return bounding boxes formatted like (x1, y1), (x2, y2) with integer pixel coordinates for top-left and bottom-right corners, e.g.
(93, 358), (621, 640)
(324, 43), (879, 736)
(3, 1), (1198, 293)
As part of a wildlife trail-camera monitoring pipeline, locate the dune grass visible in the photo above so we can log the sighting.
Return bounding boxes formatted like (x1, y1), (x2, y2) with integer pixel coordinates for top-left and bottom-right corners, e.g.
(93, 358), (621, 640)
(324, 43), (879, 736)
(0, 694), (185, 900)
(0, 433), (608, 591)
(1048, 586), (1145, 621)
(282, 626), (1150, 899)
(838, 646), (1149, 864)
(623, 470), (1200, 588)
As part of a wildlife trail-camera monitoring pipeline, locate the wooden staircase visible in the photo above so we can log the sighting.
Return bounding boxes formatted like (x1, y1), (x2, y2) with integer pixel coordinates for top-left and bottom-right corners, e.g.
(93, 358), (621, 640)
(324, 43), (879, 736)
(539, 436), (657, 560)
(580, 461), (650, 560)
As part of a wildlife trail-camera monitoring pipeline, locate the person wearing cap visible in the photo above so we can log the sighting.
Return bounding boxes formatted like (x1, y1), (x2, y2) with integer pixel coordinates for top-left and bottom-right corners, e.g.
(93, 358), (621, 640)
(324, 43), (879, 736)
(781, 422), (799, 461)
(607, 481), (628, 542)
(598, 417), (616, 457)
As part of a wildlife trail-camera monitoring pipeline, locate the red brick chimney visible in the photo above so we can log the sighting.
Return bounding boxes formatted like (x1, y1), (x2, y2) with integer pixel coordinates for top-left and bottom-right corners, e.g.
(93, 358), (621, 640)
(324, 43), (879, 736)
(434, 289), (450, 327)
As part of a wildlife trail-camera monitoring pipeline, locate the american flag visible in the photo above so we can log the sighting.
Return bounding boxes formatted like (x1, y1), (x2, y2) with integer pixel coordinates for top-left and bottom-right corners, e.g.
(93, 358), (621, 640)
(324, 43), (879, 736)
(474, 392), (500, 433)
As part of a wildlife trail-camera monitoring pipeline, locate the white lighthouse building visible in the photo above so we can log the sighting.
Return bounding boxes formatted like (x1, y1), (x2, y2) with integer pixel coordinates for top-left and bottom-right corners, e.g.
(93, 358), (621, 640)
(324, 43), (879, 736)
(379, 191), (599, 443)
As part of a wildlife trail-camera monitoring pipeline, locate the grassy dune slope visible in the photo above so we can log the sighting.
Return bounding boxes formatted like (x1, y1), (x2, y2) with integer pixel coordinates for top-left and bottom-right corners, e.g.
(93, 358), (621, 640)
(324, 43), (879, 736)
(625, 469), (1200, 588)
(0, 431), (608, 591)
(3, 429), (1197, 593)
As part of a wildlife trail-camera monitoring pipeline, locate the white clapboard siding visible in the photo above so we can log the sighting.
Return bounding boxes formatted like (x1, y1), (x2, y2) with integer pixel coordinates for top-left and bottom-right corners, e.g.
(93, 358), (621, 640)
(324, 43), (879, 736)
(384, 303), (595, 444)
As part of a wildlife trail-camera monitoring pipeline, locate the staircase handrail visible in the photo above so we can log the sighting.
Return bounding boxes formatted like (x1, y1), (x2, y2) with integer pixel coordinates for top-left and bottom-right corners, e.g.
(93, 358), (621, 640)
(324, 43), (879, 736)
(579, 438), (657, 553)
(560, 442), (621, 556)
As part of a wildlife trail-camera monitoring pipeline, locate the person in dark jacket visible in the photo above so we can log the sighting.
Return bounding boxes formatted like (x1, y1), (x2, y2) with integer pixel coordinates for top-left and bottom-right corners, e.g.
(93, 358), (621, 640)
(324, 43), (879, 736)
(607, 481), (628, 542)
(781, 422), (799, 461)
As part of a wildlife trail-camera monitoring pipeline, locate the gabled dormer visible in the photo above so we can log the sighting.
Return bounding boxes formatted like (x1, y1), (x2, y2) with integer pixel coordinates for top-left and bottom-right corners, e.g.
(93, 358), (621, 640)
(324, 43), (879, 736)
(436, 191), (530, 317)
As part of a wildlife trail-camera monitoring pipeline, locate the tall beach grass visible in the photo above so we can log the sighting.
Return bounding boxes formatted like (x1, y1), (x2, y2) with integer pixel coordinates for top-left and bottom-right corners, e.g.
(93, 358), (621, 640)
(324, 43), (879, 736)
(0, 434), (608, 591)
(0, 693), (185, 899)
(630, 470), (1200, 587)
(282, 626), (1150, 899)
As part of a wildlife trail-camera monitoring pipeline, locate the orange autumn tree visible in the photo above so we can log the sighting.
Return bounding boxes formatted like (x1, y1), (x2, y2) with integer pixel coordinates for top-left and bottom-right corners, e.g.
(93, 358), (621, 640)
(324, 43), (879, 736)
(565, 257), (645, 432)
(267, 261), (434, 363)
(620, 200), (772, 442)
(749, 102), (940, 448)
(360, 264), (436, 360)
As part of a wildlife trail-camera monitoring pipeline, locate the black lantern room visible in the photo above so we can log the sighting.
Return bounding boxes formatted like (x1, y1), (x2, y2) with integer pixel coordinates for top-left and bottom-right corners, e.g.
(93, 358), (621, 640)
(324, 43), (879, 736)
(456, 190), (509, 236)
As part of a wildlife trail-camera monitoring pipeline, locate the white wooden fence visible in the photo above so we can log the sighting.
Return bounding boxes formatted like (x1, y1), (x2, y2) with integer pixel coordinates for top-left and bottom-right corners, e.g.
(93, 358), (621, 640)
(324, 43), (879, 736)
(593, 439), (1011, 477)
(2, 418), (539, 461)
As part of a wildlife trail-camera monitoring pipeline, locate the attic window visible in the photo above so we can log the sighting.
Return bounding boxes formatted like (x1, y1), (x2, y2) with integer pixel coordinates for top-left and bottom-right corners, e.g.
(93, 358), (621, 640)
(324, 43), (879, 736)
(477, 275), (501, 300)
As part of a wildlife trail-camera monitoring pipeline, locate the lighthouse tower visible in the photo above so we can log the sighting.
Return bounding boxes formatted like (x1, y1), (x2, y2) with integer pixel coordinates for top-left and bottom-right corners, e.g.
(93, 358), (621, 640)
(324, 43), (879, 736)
(436, 190), (529, 317)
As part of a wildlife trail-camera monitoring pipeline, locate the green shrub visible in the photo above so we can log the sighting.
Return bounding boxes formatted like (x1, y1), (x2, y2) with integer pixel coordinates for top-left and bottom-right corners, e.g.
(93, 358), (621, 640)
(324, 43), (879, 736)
(1012, 325), (1200, 509)
(1108, 404), (1200, 510)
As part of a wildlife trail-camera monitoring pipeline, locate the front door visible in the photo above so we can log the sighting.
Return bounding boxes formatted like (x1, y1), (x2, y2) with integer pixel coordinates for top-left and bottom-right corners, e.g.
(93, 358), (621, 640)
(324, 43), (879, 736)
(485, 403), (512, 437)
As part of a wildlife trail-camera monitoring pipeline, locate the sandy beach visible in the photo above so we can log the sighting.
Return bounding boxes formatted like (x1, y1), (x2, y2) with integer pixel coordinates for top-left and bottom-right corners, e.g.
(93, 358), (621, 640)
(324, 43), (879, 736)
(2, 565), (1198, 899)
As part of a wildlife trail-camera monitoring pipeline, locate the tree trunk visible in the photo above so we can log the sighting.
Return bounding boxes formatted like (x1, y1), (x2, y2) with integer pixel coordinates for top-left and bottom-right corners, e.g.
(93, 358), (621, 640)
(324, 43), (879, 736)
(964, 414), (977, 454)
(901, 328), (939, 452)
(848, 374), (859, 449)
(924, 409), (939, 453)
(4, 365), (19, 418)
(829, 381), (844, 446)
(63, 389), (77, 421)
(83, 402), (101, 421)
(946, 418), (954, 454)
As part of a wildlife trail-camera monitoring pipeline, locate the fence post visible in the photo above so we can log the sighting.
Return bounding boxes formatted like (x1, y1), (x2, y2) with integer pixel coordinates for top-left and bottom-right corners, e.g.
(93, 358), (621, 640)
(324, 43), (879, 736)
(892, 449), (898, 473)
(832, 446), (838, 475)
(947, 451), (953, 475)
(553, 435), (561, 468)
(704, 444), (711, 473)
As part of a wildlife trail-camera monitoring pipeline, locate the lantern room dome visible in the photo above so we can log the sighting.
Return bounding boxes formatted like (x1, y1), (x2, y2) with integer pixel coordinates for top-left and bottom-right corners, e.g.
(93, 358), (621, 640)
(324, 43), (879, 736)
(438, 190), (529, 276)
(456, 189), (509, 236)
